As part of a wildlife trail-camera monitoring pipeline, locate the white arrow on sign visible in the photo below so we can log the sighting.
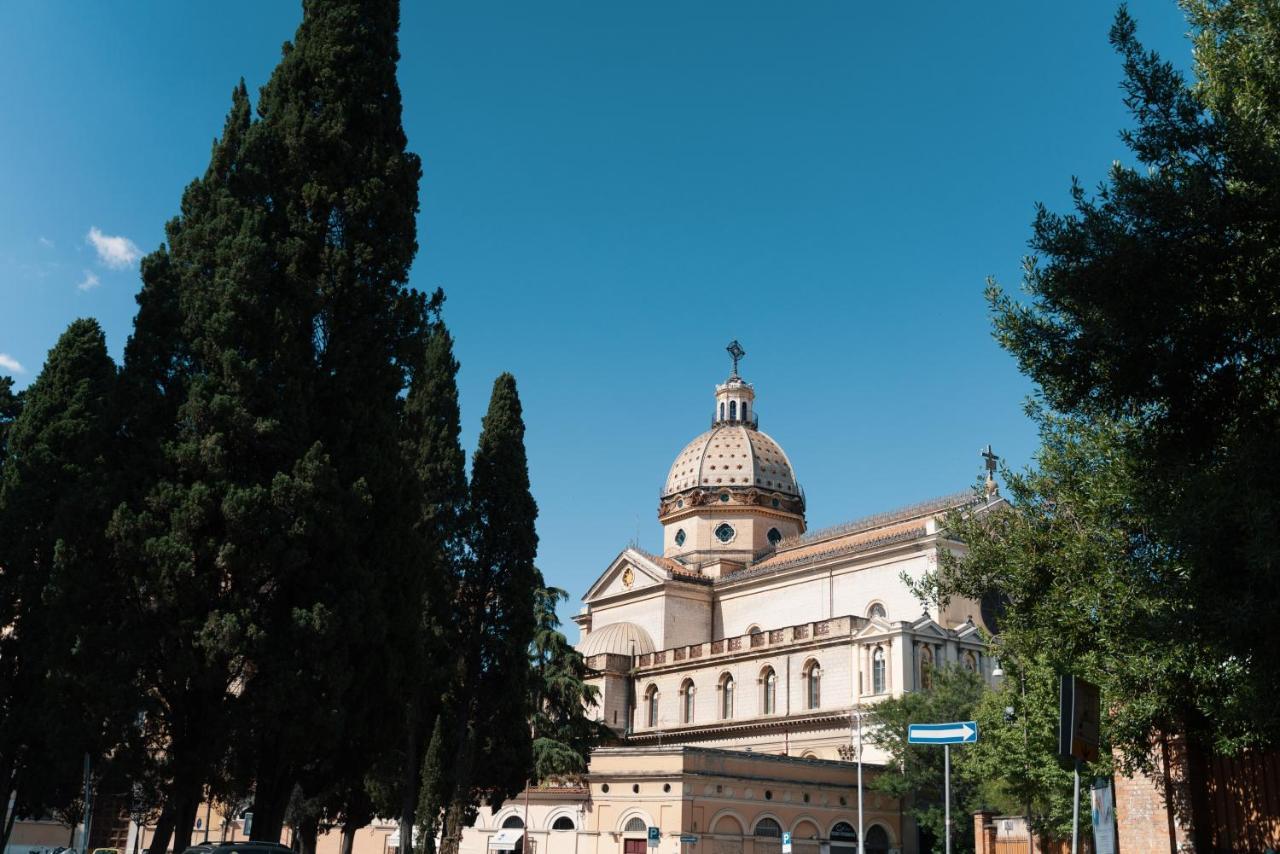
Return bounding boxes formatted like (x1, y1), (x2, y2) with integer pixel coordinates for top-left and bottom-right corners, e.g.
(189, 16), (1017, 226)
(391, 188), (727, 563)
(907, 721), (978, 743)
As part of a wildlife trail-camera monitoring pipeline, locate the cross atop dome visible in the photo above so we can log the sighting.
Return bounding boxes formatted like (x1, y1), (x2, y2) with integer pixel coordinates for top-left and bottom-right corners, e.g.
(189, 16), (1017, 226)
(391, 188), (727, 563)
(726, 339), (746, 379)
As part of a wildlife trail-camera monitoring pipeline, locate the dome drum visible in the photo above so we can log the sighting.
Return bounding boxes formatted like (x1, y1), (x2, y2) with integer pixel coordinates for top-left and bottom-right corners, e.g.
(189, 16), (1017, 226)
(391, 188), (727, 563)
(658, 487), (805, 522)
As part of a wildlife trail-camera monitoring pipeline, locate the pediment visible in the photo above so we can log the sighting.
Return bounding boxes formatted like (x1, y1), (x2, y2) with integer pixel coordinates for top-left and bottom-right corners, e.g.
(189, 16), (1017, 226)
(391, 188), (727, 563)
(583, 548), (668, 603)
(908, 614), (951, 639)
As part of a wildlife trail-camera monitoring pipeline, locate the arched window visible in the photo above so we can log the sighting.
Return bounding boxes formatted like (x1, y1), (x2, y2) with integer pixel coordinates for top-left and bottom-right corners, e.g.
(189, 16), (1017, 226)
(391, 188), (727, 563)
(502, 816), (525, 829)
(867, 602), (886, 619)
(747, 625), (762, 635)
(865, 825), (890, 854)
(830, 822), (857, 852)
(680, 679), (695, 724)
(719, 402), (725, 420)
(729, 400), (737, 420)
(872, 647), (886, 695)
(720, 673), (734, 719)
(761, 667), (777, 714)
(804, 660), (821, 709)
(964, 651), (977, 672)
(551, 817), (575, 831)
(753, 819), (782, 838)
(920, 645), (934, 691)
(624, 818), (647, 834)
(645, 684), (659, 727)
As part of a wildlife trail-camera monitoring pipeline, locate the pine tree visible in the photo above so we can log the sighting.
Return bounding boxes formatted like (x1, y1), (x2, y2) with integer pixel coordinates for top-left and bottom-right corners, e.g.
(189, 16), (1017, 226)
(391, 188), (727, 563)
(529, 585), (608, 782)
(431, 374), (540, 854)
(0, 320), (126, 851)
(233, 0), (427, 840)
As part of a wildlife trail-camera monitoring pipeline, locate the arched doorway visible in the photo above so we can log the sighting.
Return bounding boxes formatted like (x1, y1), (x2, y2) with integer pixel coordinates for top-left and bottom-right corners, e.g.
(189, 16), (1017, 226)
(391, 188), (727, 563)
(864, 825), (889, 854)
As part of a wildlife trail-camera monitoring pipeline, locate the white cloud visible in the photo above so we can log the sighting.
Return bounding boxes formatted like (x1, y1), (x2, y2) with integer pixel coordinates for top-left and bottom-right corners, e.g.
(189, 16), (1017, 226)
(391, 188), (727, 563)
(38, 236), (54, 248)
(77, 270), (101, 291)
(0, 354), (24, 375)
(86, 226), (141, 269)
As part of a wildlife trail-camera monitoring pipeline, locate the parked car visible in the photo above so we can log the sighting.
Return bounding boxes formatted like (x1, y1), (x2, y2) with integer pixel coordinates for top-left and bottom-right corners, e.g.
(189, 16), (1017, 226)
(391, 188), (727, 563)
(182, 845), (216, 854)
(209, 844), (293, 854)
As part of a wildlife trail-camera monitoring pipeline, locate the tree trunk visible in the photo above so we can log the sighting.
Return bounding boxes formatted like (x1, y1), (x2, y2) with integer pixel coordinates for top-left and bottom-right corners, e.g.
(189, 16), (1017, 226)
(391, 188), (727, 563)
(146, 800), (176, 854)
(340, 822), (358, 854)
(170, 788), (201, 854)
(0, 766), (18, 854)
(249, 755), (293, 844)
(399, 720), (423, 854)
(295, 815), (318, 854)
(1, 796), (17, 854)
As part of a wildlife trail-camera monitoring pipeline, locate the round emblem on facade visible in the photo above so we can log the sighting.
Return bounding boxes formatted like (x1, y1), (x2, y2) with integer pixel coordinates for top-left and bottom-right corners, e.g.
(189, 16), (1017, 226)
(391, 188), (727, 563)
(622, 566), (634, 588)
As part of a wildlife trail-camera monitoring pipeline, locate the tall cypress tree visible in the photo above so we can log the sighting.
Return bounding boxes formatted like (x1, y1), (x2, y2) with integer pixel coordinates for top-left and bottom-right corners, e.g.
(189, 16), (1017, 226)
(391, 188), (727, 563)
(429, 374), (539, 854)
(237, 0), (427, 839)
(0, 320), (125, 850)
(376, 298), (468, 854)
(112, 77), (323, 854)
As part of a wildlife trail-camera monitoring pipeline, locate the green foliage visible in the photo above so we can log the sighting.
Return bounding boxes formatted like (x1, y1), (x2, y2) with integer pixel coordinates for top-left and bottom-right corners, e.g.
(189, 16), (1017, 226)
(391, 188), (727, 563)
(530, 585), (608, 781)
(969, 653), (1081, 839)
(423, 374), (542, 854)
(866, 665), (987, 853)
(980, 3), (1280, 751)
(0, 320), (127, 823)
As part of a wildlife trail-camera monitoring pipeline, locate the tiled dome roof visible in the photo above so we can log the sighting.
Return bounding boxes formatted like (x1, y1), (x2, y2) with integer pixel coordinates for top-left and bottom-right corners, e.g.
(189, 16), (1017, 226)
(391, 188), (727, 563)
(578, 621), (655, 657)
(662, 425), (800, 498)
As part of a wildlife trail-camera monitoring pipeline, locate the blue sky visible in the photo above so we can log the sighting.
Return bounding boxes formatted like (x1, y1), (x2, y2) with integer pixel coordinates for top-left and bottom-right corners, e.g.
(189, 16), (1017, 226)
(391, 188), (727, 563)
(0, 2), (1191, 625)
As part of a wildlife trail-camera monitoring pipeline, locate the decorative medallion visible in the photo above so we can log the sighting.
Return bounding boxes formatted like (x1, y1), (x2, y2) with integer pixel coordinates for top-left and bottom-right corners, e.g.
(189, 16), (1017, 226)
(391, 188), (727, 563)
(622, 566), (634, 589)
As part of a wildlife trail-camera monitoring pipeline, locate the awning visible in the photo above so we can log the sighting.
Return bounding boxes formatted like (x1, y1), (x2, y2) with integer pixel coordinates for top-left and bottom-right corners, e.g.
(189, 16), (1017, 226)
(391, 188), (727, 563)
(488, 830), (524, 851)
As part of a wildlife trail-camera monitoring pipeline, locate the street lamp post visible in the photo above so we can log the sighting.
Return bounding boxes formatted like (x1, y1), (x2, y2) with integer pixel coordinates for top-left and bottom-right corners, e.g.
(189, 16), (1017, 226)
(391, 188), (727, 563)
(992, 661), (1033, 854)
(843, 709), (866, 854)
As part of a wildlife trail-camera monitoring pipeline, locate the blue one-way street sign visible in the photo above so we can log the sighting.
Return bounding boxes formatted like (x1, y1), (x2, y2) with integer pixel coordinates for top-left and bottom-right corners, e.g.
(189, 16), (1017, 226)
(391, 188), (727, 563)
(908, 721), (979, 744)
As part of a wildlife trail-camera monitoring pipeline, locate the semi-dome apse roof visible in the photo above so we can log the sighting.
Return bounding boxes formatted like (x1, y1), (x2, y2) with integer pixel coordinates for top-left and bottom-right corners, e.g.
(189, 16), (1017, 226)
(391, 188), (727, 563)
(577, 621), (656, 657)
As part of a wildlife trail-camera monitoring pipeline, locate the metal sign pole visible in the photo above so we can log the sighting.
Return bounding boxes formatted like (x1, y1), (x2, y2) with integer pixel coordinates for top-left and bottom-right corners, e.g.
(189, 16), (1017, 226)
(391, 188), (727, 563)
(856, 713), (864, 854)
(944, 744), (951, 854)
(1071, 760), (1080, 854)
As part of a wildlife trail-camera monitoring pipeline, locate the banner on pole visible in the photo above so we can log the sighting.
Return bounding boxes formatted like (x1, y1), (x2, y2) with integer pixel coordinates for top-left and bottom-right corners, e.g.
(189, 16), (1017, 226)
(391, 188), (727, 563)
(1091, 778), (1117, 854)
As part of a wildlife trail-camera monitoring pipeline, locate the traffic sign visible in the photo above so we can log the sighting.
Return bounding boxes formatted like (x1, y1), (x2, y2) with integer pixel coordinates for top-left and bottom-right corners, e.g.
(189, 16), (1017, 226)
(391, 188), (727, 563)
(781, 832), (792, 854)
(679, 836), (698, 845)
(647, 827), (660, 848)
(907, 721), (978, 744)
(1058, 675), (1100, 763)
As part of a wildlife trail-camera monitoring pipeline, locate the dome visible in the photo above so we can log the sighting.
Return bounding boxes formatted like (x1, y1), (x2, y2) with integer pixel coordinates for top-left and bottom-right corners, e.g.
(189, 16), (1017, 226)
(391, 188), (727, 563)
(663, 424), (800, 498)
(578, 621), (655, 657)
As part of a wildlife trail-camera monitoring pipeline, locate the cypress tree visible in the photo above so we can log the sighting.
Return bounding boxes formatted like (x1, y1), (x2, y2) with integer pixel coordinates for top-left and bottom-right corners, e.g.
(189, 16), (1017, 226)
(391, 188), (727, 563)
(236, 0), (427, 839)
(0, 320), (125, 850)
(431, 374), (539, 854)
(379, 298), (468, 854)
(112, 78), (322, 854)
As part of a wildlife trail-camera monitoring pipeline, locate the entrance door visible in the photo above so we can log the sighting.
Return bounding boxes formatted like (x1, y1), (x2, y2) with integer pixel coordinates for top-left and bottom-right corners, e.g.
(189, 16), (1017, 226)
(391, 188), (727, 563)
(625, 839), (647, 854)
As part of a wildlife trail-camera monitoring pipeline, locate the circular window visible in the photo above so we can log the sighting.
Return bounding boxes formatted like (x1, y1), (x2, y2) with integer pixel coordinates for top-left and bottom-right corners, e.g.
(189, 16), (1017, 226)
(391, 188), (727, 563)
(674, 529), (686, 546)
(764, 790), (773, 800)
(720, 493), (730, 503)
(676, 499), (684, 509)
(632, 784), (640, 794)
(601, 784), (610, 794)
(767, 527), (782, 545)
(663, 783), (672, 793)
(771, 498), (780, 508)
(715, 523), (735, 543)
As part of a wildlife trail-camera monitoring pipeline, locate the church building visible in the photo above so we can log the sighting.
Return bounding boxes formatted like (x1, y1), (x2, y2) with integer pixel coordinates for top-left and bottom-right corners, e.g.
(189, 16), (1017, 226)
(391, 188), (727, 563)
(458, 344), (1004, 854)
